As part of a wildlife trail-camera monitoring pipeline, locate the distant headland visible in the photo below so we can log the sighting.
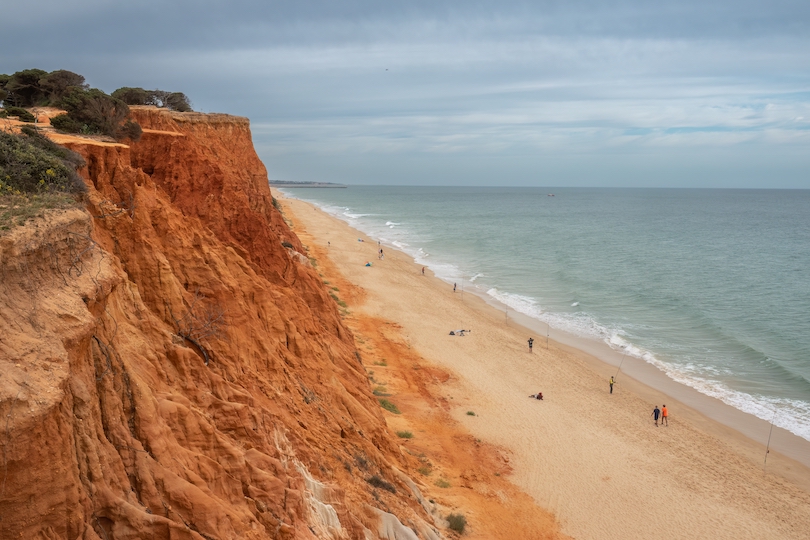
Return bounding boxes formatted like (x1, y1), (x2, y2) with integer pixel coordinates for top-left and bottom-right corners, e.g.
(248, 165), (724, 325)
(269, 180), (347, 188)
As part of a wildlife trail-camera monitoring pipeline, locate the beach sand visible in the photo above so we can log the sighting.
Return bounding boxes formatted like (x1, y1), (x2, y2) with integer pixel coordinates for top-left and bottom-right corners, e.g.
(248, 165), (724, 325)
(279, 193), (810, 540)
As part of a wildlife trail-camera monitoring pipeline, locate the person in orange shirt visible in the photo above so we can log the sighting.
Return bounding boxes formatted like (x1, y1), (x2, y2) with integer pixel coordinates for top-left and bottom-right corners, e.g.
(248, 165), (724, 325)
(661, 404), (669, 426)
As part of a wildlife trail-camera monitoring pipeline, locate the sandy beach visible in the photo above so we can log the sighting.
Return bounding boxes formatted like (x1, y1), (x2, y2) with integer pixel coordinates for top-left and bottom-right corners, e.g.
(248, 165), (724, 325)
(278, 192), (810, 540)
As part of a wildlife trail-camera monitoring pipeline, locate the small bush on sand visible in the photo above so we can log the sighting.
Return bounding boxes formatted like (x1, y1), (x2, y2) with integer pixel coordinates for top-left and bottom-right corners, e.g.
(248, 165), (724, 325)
(466, 411), (475, 416)
(378, 399), (400, 414)
(396, 431), (413, 439)
(434, 479), (450, 488)
(447, 513), (466, 534)
(5, 106), (35, 122)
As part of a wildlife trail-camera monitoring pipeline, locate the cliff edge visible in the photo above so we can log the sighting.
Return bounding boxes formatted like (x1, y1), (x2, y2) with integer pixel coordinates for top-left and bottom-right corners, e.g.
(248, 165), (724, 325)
(0, 108), (441, 539)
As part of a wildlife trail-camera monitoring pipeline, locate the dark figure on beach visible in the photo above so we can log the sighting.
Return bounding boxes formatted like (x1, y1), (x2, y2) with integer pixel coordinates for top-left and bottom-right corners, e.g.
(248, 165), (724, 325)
(609, 376), (615, 394)
(421, 267), (425, 275)
(652, 405), (661, 427)
(454, 283), (457, 293)
(529, 392), (543, 400)
(528, 337), (534, 352)
(661, 405), (668, 426)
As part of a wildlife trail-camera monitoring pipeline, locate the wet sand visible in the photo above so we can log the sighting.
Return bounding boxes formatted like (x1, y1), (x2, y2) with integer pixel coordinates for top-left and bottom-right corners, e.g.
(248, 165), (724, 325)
(279, 192), (810, 540)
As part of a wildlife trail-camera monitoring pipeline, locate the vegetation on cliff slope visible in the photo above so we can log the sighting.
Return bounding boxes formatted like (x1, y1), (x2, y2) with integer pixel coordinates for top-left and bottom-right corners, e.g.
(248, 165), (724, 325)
(0, 127), (85, 230)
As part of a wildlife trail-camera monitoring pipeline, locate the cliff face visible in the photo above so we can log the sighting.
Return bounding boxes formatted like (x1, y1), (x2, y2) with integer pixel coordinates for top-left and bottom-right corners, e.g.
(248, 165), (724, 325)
(0, 109), (439, 539)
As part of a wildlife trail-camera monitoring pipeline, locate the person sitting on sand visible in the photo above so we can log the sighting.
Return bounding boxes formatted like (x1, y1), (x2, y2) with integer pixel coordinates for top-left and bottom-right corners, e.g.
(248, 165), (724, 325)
(365, 261), (372, 267)
(529, 392), (543, 400)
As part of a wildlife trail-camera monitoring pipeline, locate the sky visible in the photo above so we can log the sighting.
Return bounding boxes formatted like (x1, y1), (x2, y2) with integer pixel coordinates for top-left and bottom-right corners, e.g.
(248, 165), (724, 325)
(2, 0), (810, 187)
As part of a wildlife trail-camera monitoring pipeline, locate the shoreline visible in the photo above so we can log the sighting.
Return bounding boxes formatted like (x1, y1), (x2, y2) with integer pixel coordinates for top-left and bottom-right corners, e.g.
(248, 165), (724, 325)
(281, 188), (810, 474)
(478, 291), (810, 473)
(277, 190), (810, 539)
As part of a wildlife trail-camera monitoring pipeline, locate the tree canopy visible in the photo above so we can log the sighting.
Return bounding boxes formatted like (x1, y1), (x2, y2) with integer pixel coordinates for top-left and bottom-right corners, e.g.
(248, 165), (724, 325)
(0, 69), (193, 142)
(111, 87), (193, 112)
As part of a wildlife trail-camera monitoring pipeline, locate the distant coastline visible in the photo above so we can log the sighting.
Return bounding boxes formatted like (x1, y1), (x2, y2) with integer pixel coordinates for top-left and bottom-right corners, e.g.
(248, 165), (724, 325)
(269, 180), (347, 188)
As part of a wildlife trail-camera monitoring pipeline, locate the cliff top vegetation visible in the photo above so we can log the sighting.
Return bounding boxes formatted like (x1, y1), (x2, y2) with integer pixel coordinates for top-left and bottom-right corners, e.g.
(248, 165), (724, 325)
(0, 126), (86, 231)
(0, 68), (191, 141)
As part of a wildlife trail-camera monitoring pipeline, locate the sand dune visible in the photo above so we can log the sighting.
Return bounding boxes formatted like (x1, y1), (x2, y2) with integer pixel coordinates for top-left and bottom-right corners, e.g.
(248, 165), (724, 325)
(281, 193), (810, 540)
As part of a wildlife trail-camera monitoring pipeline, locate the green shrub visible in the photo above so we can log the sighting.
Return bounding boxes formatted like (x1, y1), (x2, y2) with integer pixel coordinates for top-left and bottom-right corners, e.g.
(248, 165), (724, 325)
(5, 106), (35, 122)
(417, 466), (432, 476)
(58, 87), (131, 138)
(466, 411), (476, 416)
(0, 130), (85, 195)
(447, 513), (466, 534)
(434, 479), (450, 488)
(378, 399), (401, 414)
(49, 113), (83, 133)
(19, 126), (85, 169)
(396, 431), (413, 439)
(329, 291), (347, 308)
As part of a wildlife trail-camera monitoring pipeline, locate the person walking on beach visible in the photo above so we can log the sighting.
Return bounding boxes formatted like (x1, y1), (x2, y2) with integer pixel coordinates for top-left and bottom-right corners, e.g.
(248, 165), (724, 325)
(421, 267), (425, 275)
(609, 376), (615, 394)
(528, 337), (534, 352)
(661, 404), (668, 426)
(454, 283), (457, 293)
(651, 405), (661, 427)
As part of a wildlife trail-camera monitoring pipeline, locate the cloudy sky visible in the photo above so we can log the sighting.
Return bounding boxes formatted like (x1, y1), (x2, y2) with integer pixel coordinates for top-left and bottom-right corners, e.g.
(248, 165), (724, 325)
(3, 0), (809, 187)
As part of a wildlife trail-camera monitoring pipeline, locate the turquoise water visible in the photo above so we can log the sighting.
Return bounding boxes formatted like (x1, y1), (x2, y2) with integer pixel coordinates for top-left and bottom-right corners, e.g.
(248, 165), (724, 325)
(283, 187), (810, 441)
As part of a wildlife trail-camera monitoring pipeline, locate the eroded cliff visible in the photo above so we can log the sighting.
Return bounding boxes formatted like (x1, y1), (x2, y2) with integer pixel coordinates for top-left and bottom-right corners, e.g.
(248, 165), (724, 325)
(0, 108), (441, 539)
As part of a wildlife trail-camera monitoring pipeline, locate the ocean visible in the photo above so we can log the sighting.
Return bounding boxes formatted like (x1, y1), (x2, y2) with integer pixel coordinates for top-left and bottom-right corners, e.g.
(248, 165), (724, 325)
(282, 186), (810, 442)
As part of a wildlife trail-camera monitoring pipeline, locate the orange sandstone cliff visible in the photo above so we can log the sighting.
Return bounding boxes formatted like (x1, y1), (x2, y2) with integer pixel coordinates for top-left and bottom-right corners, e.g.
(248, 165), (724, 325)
(0, 108), (443, 539)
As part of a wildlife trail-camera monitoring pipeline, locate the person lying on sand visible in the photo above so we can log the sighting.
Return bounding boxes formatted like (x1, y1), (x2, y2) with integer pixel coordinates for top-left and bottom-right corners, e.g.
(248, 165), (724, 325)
(449, 329), (470, 336)
(529, 392), (543, 400)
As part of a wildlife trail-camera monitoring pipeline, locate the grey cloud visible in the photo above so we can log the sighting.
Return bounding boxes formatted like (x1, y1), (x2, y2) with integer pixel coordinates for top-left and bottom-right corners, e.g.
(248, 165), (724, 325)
(2, 0), (809, 187)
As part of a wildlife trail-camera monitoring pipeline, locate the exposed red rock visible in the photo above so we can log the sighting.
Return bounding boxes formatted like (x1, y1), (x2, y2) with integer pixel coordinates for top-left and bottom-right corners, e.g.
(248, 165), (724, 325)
(0, 108), (440, 539)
